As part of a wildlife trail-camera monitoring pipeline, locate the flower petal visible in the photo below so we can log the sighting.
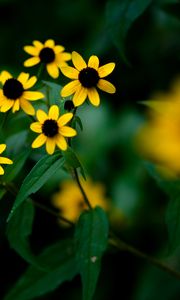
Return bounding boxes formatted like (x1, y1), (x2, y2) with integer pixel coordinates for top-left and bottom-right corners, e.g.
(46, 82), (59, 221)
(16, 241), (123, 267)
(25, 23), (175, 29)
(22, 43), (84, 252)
(0, 71), (12, 84)
(58, 113), (73, 127)
(20, 98), (35, 115)
(23, 76), (37, 89)
(0, 100), (14, 112)
(45, 39), (55, 48)
(0, 144), (6, 154)
(56, 135), (67, 151)
(32, 40), (44, 49)
(61, 80), (80, 97)
(60, 66), (79, 79)
(73, 86), (87, 107)
(17, 72), (29, 85)
(46, 63), (59, 79)
(24, 57), (40, 67)
(72, 51), (87, 71)
(54, 45), (65, 53)
(23, 46), (39, 56)
(0, 157), (13, 164)
(48, 105), (59, 120)
(60, 126), (77, 137)
(56, 52), (71, 64)
(37, 109), (48, 123)
(0, 165), (4, 175)
(88, 55), (99, 70)
(30, 122), (42, 133)
(97, 79), (116, 94)
(46, 138), (56, 155)
(98, 63), (115, 78)
(23, 91), (44, 100)
(12, 100), (20, 113)
(32, 134), (47, 148)
(87, 88), (100, 106)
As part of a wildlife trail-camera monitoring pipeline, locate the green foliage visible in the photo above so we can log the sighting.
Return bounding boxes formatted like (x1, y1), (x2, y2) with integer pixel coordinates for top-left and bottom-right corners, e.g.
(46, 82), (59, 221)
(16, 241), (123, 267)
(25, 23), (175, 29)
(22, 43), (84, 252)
(75, 207), (109, 300)
(7, 152), (64, 221)
(4, 239), (78, 300)
(41, 81), (64, 109)
(63, 146), (86, 180)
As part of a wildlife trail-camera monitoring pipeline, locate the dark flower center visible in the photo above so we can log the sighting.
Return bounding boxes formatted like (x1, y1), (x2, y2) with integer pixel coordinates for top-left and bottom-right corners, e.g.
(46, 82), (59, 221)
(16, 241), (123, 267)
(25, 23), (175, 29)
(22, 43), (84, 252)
(42, 119), (59, 137)
(64, 100), (75, 111)
(78, 67), (99, 88)
(39, 47), (55, 64)
(3, 78), (24, 100)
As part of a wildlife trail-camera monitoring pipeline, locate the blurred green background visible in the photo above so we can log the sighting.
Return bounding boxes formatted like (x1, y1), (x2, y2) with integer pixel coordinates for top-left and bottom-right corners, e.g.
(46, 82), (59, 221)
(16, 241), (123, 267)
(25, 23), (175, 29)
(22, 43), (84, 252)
(0, 0), (180, 299)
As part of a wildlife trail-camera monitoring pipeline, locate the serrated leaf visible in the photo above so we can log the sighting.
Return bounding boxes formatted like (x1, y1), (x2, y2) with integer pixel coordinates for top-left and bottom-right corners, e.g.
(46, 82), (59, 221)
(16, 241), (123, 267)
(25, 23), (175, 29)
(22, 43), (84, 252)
(63, 147), (86, 180)
(4, 239), (78, 300)
(7, 152), (64, 221)
(6, 201), (36, 265)
(75, 207), (109, 300)
(106, 0), (152, 63)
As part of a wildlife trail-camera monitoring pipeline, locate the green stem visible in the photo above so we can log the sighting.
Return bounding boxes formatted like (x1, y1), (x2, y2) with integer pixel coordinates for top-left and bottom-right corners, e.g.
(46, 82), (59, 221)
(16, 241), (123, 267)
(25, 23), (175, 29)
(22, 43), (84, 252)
(73, 168), (92, 209)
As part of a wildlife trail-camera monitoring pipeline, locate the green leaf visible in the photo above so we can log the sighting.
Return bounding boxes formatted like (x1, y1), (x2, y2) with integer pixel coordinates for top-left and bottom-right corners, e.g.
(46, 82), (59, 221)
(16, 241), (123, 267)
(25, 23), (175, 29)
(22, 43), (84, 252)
(6, 201), (36, 265)
(42, 80), (64, 110)
(7, 152), (64, 221)
(106, 0), (152, 63)
(4, 239), (79, 300)
(63, 147), (86, 180)
(75, 207), (109, 300)
(166, 196), (180, 253)
(72, 116), (83, 131)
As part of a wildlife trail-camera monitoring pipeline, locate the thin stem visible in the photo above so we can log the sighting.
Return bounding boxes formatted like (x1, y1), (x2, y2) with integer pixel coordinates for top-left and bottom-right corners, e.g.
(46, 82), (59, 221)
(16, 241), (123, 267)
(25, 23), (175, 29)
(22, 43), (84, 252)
(109, 234), (180, 280)
(73, 168), (92, 209)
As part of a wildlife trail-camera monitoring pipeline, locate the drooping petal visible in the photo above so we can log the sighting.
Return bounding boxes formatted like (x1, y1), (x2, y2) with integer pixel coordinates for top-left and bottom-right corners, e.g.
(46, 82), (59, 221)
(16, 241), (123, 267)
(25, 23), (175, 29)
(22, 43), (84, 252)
(45, 39), (55, 48)
(0, 71), (12, 84)
(97, 79), (116, 94)
(98, 63), (115, 78)
(20, 98), (35, 115)
(32, 40), (44, 49)
(32, 134), (47, 148)
(60, 66), (79, 79)
(24, 57), (40, 67)
(46, 63), (59, 79)
(87, 88), (100, 106)
(23, 91), (44, 100)
(0, 157), (13, 164)
(0, 100), (14, 112)
(0, 165), (4, 175)
(23, 46), (40, 56)
(46, 138), (56, 155)
(30, 122), (42, 133)
(54, 45), (65, 53)
(12, 100), (20, 113)
(60, 126), (77, 137)
(17, 72), (29, 85)
(61, 80), (80, 97)
(58, 113), (73, 127)
(23, 76), (37, 89)
(48, 105), (59, 120)
(37, 109), (48, 123)
(73, 86), (87, 107)
(72, 51), (87, 71)
(56, 135), (68, 151)
(88, 55), (99, 70)
(0, 144), (6, 154)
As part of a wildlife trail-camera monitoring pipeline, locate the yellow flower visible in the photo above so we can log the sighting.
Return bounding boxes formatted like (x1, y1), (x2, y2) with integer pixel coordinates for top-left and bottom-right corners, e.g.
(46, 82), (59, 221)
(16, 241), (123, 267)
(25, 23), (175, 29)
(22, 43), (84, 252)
(0, 144), (13, 175)
(136, 78), (180, 178)
(52, 178), (109, 226)
(30, 105), (77, 154)
(23, 39), (71, 79)
(60, 51), (116, 107)
(0, 71), (44, 115)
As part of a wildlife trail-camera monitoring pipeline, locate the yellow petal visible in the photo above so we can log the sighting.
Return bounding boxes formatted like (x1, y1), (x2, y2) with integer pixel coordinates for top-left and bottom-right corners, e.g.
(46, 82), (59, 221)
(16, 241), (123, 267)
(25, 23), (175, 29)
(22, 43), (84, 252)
(24, 57), (40, 67)
(12, 100), (20, 113)
(32, 134), (47, 148)
(23, 76), (37, 89)
(56, 135), (67, 151)
(23, 91), (44, 100)
(88, 55), (99, 70)
(60, 66), (79, 79)
(54, 45), (65, 53)
(72, 51), (87, 71)
(30, 122), (42, 133)
(73, 86), (87, 107)
(97, 79), (116, 93)
(45, 39), (55, 48)
(32, 40), (44, 49)
(46, 63), (59, 79)
(48, 105), (59, 120)
(0, 71), (12, 84)
(58, 113), (73, 127)
(98, 63), (115, 78)
(23, 46), (39, 56)
(0, 165), (4, 175)
(20, 98), (35, 115)
(46, 138), (56, 155)
(60, 126), (77, 137)
(87, 88), (100, 106)
(61, 80), (80, 97)
(17, 72), (29, 85)
(0, 100), (14, 112)
(37, 109), (48, 123)
(0, 144), (6, 154)
(57, 52), (71, 64)
(0, 157), (13, 164)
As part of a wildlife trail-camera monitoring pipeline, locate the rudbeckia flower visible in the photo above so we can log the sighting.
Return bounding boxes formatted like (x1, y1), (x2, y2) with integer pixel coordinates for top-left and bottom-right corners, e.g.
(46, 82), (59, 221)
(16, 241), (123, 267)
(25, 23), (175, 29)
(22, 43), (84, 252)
(0, 144), (13, 175)
(60, 51), (116, 107)
(23, 39), (71, 79)
(30, 105), (77, 154)
(0, 71), (44, 115)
